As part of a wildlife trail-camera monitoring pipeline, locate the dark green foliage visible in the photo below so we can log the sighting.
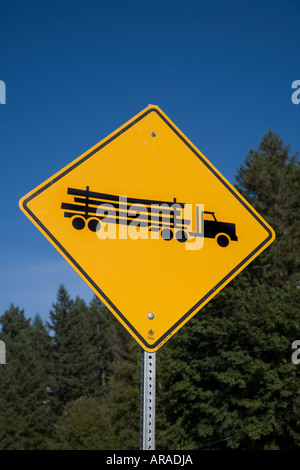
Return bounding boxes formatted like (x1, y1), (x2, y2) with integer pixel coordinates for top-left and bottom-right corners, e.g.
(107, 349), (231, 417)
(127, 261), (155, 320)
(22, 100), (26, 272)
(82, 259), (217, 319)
(235, 129), (300, 283)
(95, 340), (141, 450)
(157, 283), (300, 449)
(52, 396), (116, 450)
(1, 129), (300, 449)
(0, 306), (52, 449)
(47, 285), (76, 415)
(87, 295), (133, 388)
(154, 129), (300, 449)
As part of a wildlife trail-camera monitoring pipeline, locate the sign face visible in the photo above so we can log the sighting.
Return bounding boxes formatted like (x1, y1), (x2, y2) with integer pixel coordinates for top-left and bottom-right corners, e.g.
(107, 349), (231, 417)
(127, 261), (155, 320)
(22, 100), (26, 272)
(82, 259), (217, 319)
(19, 106), (275, 351)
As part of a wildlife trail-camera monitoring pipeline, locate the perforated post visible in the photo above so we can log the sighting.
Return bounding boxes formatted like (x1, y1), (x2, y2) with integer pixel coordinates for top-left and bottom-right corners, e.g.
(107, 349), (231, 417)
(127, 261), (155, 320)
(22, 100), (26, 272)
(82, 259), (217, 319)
(140, 349), (156, 450)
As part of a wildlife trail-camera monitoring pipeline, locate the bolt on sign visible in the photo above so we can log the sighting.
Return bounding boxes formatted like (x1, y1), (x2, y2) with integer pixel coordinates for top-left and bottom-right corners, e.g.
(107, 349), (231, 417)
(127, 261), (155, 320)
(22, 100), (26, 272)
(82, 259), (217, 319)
(19, 106), (275, 352)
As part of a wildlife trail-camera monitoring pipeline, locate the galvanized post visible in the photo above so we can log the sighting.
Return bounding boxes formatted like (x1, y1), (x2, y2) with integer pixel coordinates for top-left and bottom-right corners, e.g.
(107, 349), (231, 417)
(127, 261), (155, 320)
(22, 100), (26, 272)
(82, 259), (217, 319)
(140, 349), (156, 450)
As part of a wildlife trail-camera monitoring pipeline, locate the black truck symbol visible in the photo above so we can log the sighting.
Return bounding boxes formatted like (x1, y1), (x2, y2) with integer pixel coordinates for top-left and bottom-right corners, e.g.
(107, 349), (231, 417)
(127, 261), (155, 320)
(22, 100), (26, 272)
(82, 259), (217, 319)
(203, 211), (238, 247)
(61, 186), (238, 247)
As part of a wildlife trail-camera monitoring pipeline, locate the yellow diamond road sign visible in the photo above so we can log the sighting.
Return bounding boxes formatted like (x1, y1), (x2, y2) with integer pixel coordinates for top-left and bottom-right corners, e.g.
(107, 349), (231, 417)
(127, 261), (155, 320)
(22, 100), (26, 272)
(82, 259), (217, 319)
(19, 106), (275, 351)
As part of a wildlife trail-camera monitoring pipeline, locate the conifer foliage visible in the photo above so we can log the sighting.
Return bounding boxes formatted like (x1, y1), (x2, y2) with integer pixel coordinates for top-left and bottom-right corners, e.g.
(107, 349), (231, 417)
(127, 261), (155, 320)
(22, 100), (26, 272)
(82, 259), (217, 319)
(0, 130), (300, 449)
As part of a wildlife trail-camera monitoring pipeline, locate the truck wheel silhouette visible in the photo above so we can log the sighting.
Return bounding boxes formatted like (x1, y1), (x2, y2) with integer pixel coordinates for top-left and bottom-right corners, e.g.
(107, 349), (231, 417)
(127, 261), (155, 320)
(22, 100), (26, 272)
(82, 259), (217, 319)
(72, 217), (85, 230)
(176, 230), (188, 243)
(88, 219), (101, 232)
(216, 233), (230, 247)
(161, 228), (173, 241)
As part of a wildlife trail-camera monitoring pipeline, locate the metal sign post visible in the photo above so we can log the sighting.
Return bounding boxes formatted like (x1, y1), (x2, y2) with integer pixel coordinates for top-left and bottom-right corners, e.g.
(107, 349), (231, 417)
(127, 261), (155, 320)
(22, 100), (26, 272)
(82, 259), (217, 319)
(140, 349), (156, 450)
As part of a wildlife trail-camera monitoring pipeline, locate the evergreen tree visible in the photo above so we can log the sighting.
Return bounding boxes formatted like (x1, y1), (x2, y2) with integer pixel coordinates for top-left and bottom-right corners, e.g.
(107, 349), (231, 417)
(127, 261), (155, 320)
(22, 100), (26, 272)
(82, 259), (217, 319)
(49, 293), (141, 449)
(47, 285), (73, 415)
(235, 129), (300, 283)
(52, 396), (116, 450)
(95, 339), (141, 450)
(87, 295), (132, 388)
(155, 130), (300, 449)
(0, 306), (52, 449)
(157, 283), (300, 449)
(47, 286), (92, 414)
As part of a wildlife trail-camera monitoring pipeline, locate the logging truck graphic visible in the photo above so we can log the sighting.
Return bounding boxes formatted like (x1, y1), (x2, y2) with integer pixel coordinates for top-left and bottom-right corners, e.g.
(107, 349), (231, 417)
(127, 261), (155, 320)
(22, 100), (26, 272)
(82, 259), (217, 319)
(61, 186), (238, 247)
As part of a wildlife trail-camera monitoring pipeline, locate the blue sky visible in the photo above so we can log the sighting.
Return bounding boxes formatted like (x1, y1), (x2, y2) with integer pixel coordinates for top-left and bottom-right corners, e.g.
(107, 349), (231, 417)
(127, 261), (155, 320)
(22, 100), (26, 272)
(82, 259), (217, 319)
(1, 0), (300, 322)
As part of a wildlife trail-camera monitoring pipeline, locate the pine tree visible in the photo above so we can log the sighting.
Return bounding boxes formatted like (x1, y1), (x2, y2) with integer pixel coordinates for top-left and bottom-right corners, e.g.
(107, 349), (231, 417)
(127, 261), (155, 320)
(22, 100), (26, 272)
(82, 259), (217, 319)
(52, 396), (116, 449)
(155, 130), (300, 450)
(95, 339), (141, 450)
(47, 285), (89, 414)
(157, 282), (300, 449)
(235, 129), (300, 284)
(0, 306), (52, 449)
(49, 292), (141, 449)
(87, 296), (132, 389)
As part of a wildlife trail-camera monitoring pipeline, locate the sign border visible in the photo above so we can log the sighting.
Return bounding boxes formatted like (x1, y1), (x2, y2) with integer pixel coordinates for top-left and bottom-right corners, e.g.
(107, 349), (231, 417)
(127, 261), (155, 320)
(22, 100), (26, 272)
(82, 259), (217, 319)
(20, 106), (275, 350)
